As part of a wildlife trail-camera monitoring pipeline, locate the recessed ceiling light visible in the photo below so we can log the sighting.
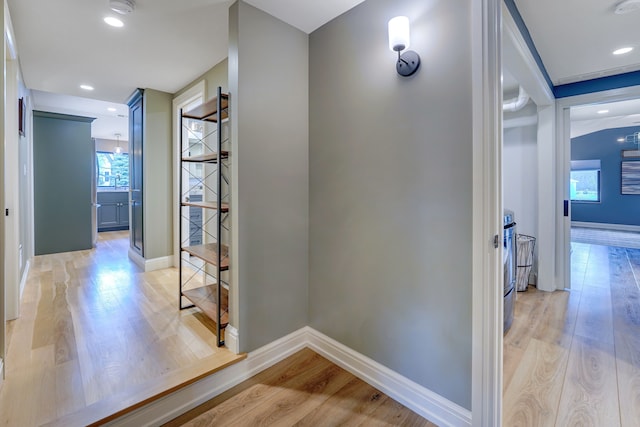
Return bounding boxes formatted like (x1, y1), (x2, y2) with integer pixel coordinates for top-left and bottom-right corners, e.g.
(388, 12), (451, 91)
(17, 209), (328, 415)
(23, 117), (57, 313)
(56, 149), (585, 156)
(597, 109), (609, 114)
(613, 47), (633, 55)
(615, 0), (640, 14)
(104, 16), (124, 27)
(80, 84), (94, 91)
(107, 107), (117, 112)
(110, 0), (135, 15)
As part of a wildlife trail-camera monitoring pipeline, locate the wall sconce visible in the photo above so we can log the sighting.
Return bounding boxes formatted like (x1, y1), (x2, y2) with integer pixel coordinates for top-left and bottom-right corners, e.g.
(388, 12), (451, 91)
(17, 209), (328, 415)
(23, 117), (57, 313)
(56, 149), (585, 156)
(388, 16), (420, 77)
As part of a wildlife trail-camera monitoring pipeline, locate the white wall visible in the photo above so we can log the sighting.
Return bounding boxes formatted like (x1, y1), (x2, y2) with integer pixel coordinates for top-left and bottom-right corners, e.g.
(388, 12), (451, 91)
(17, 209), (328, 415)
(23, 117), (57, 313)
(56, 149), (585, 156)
(503, 103), (538, 277)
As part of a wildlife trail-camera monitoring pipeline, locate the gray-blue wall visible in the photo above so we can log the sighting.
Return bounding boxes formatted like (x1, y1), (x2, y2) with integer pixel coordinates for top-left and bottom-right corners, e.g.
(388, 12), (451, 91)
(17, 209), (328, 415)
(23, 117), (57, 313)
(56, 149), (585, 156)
(33, 111), (95, 255)
(571, 126), (640, 226)
(309, 0), (473, 409)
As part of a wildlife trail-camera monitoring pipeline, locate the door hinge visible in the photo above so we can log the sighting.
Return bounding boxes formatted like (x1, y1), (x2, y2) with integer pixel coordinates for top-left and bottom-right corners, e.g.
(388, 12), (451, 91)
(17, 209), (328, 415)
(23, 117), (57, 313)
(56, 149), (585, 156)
(493, 234), (500, 248)
(5, 208), (8, 216)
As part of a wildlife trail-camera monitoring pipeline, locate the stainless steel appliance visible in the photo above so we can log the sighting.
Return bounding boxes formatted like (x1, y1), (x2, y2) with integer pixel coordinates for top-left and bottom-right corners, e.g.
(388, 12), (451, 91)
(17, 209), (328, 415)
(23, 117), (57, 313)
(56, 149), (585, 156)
(503, 210), (517, 333)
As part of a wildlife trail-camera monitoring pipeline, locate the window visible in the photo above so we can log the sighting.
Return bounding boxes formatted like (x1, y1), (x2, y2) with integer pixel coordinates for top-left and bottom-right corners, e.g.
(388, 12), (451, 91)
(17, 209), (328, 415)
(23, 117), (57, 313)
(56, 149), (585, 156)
(97, 151), (129, 189)
(570, 160), (600, 202)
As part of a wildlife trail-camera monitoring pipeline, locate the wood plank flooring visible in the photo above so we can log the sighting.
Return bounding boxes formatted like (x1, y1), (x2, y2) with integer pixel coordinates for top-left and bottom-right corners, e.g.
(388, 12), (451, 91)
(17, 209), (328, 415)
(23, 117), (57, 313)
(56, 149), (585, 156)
(0, 231), (244, 427)
(504, 241), (640, 427)
(164, 348), (437, 427)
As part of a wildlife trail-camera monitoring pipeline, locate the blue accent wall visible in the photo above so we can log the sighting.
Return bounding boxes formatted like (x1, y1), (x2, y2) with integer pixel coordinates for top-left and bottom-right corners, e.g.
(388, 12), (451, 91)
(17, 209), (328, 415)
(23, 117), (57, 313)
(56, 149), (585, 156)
(572, 126), (640, 225)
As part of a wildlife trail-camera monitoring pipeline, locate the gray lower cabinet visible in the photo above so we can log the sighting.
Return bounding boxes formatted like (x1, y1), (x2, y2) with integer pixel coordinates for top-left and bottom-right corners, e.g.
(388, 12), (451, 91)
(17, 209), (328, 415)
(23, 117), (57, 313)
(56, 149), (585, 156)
(97, 192), (130, 232)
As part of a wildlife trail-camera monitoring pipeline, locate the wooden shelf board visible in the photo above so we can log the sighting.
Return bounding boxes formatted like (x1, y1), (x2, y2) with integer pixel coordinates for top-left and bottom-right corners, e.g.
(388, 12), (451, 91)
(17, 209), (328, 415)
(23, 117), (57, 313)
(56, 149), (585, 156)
(182, 243), (229, 270)
(181, 151), (229, 163)
(182, 285), (229, 328)
(182, 201), (229, 212)
(182, 95), (229, 121)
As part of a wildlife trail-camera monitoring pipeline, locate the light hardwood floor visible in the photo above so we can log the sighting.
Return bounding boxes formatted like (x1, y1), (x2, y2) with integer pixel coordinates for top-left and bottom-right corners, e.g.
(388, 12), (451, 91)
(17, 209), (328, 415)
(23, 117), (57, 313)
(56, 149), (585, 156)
(164, 347), (437, 427)
(0, 231), (244, 427)
(504, 241), (640, 427)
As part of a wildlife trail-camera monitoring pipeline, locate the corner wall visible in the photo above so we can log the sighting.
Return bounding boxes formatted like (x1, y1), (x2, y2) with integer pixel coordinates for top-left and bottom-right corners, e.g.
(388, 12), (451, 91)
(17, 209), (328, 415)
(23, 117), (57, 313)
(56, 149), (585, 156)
(229, 1), (309, 352)
(309, 0), (473, 409)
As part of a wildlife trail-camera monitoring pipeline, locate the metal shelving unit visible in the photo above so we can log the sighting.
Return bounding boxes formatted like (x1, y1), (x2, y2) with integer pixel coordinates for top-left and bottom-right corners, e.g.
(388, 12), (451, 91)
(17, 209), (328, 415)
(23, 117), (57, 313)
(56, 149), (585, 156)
(179, 86), (230, 347)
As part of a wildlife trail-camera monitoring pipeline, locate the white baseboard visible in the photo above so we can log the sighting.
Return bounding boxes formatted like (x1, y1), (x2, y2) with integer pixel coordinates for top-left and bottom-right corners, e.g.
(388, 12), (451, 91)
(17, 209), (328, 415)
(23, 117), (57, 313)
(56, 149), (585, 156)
(224, 325), (240, 354)
(127, 249), (173, 272)
(144, 255), (173, 271)
(305, 327), (471, 427)
(572, 221), (640, 232)
(107, 327), (309, 427)
(107, 327), (469, 427)
(19, 259), (31, 299)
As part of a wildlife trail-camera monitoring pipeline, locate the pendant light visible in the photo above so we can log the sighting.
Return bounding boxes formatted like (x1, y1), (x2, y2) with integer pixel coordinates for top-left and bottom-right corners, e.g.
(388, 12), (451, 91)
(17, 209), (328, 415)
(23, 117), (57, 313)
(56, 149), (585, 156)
(115, 133), (122, 154)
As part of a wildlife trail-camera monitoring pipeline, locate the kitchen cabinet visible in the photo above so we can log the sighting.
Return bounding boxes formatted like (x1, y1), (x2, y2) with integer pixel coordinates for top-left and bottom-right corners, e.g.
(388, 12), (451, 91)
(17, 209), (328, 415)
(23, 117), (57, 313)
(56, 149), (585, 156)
(97, 191), (129, 231)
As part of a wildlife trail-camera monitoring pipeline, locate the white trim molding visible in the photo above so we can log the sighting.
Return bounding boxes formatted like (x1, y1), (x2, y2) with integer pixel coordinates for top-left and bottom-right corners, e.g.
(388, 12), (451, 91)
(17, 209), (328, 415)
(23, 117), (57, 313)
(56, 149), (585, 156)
(172, 81), (206, 268)
(471, 0), (502, 425)
(108, 327), (469, 427)
(305, 328), (471, 427)
(556, 85), (640, 293)
(572, 221), (640, 232)
(19, 259), (31, 300)
(127, 249), (173, 272)
(224, 324), (240, 354)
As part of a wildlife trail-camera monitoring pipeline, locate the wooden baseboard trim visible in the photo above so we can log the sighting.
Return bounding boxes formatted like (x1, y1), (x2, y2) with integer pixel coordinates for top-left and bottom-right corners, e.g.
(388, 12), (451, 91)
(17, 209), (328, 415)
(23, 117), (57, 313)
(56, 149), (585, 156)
(305, 327), (472, 427)
(571, 221), (640, 232)
(106, 327), (470, 427)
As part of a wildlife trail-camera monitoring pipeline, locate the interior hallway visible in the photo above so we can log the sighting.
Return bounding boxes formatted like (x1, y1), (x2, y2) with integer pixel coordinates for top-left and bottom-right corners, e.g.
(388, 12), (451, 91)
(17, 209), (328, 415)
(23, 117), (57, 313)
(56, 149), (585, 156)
(503, 238), (640, 426)
(0, 231), (244, 426)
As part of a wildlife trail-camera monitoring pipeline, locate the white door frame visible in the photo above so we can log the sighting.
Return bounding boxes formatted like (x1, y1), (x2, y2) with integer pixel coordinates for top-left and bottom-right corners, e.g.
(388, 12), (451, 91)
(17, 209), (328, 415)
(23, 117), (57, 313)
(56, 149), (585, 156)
(4, 6), (20, 322)
(555, 84), (640, 290)
(471, 0), (502, 425)
(172, 81), (206, 267)
(502, 3), (557, 292)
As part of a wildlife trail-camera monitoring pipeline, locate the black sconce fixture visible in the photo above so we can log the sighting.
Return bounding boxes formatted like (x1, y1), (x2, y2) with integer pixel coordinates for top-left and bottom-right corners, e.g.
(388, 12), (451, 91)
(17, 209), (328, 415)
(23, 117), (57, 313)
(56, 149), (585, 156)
(388, 16), (420, 77)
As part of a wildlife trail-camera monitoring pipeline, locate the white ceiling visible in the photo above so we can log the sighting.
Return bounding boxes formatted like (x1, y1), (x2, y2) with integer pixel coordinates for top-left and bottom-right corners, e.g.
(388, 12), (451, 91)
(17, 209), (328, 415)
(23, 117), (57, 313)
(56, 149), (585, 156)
(571, 98), (640, 138)
(8, 0), (640, 142)
(514, 0), (640, 86)
(503, 0), (640, 134)
(7, 0), (365, 141)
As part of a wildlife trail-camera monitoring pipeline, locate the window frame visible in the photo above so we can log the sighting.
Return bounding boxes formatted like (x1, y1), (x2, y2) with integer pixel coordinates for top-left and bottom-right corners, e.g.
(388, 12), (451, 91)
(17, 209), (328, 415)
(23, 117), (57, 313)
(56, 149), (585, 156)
(96, 151), (130, 189)
(570, 168), (601, 203)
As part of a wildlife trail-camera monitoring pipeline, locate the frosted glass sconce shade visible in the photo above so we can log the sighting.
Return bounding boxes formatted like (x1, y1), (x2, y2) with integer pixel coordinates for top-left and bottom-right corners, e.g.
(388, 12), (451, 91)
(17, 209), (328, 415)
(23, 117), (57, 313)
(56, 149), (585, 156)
(388, 16), (410, 52)
(387, 16), (420, 77)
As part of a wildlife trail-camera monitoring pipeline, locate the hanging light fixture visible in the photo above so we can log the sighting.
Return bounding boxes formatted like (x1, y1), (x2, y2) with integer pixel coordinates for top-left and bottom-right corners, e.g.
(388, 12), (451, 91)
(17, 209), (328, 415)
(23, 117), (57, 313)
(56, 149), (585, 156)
(388, 16), (421, 77)
(115, 133), (122, 154)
